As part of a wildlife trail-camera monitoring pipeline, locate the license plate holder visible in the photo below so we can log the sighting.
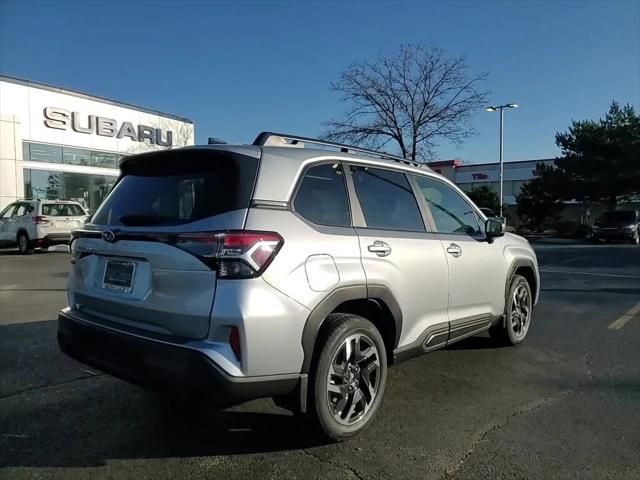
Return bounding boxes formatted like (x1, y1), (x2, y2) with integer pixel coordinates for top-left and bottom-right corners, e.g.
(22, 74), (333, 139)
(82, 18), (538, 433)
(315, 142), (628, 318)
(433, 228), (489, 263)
(102, 259), (136, 293)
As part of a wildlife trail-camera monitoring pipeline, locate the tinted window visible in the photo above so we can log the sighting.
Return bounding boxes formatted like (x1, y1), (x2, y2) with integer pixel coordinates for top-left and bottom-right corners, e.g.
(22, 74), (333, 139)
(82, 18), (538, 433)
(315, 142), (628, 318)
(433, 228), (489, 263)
(92, 151), (118, 168)
(16, 203), (34, 216)
(0, 204), (16, 218)
(23, 142), (120, 169)
(63, 147), (91, 166)
(43, 204), (86, 216)
(92, 150), (259, 226)
(351, 166), (424, 232)
(27, 143), (63, 163)
(14, 204), (28, 217)
(294, 163), (350, 227)
(24, 169), (114, 213)
(414, 176), (481, 235)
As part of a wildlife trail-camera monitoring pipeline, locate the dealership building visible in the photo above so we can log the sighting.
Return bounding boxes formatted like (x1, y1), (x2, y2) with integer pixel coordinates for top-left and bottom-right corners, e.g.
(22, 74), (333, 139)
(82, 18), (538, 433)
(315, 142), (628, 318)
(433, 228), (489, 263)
(0, 75), (194, 212)
(428, 158), (555, 206)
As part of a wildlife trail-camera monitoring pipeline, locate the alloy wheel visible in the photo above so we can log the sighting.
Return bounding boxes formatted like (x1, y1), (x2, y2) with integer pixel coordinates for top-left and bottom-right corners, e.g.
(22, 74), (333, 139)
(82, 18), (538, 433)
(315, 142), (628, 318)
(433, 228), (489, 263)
(18, 235), (27, 253)
(510, 284), (531, 340)
(326, 333), (381, 426)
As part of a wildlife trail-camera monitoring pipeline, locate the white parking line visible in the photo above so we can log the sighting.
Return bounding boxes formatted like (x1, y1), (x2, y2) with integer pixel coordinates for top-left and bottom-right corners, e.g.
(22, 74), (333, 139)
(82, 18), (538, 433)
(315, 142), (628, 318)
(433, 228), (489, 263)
(539, 269), (640, 279)
(608, 302), (640, 330)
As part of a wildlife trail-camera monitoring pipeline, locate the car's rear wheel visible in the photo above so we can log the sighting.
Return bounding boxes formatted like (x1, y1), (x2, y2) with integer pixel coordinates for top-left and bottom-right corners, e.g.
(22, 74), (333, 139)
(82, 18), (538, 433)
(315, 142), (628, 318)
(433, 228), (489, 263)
(17, 232), (34, 255)
(310, 313), (387, 440)
(490, 274), (532, 345)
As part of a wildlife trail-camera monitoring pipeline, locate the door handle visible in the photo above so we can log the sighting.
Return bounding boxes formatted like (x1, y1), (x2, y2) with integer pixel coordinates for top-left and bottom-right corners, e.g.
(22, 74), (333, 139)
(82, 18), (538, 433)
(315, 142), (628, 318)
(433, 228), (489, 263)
(368, 240), (392, 257)
(446, 243), (462, 257)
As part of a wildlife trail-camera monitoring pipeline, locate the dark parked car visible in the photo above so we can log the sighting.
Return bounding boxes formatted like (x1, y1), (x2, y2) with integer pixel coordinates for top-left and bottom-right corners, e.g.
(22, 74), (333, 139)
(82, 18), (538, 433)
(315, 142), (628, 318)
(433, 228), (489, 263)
(592, 210), (640, 245)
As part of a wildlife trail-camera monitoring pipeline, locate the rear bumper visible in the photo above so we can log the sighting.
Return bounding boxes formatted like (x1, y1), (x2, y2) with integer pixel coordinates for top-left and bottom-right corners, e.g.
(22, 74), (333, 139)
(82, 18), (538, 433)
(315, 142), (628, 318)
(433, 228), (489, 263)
(37, 233), (71, 247)
(57, 308), (302, 403)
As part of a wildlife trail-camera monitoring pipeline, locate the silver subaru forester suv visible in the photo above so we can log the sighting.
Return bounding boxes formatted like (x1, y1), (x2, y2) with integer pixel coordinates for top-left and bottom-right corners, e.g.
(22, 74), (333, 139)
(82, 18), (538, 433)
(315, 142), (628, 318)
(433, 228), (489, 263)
(58, 132), (540, 440)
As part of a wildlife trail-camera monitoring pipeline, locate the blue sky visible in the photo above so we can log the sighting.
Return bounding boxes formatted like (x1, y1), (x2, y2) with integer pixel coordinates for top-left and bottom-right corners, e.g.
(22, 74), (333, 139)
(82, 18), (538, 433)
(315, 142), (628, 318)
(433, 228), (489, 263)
(1, 0), (638, 163)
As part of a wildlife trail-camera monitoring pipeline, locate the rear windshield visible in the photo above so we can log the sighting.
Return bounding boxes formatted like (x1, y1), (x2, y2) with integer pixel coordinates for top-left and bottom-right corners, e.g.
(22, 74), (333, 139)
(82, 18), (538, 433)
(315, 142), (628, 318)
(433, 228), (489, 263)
(599, 211), (636, 223)
(42, 203), (86, 216)
(91, 149), (259, 226)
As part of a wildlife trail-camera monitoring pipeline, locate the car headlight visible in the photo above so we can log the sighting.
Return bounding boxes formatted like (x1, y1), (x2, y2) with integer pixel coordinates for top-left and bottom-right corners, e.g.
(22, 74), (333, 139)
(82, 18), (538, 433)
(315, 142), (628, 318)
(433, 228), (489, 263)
(624, 225), (636, 231)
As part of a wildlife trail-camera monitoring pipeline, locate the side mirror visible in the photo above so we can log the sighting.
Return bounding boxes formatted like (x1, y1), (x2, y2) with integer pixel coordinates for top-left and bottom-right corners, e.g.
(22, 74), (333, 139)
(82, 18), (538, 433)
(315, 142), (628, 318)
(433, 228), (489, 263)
(485, 218), (505, 239)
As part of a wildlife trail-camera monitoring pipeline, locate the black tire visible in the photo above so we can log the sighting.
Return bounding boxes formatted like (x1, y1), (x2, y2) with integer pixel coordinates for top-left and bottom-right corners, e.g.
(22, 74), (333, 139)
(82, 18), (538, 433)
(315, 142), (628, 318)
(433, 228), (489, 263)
(17, 232), (34, 255)
(309, 313), (387, 441)
(490, 274), (533, 346)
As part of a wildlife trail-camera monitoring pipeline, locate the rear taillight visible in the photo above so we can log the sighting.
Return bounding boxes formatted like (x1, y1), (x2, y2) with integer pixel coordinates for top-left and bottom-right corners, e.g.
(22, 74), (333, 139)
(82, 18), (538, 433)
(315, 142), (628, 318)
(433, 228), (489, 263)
(32, 215), (50, 225)
(174, 230), (283, 279)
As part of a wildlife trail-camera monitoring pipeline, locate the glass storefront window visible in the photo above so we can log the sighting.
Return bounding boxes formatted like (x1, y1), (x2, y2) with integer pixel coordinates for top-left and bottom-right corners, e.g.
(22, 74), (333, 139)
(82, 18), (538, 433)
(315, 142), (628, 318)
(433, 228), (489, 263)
(28, 143), (63, 163)
(24, 169), (117, 213)
(62, 147), (92, 165)
(22, 141), (121, 169)
(92, 151), (118, 168)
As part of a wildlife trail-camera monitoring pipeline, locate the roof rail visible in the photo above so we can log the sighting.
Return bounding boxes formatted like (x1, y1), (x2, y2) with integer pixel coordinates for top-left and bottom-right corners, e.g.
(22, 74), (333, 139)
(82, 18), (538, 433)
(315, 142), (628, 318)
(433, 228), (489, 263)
(252, 132), (424, 168)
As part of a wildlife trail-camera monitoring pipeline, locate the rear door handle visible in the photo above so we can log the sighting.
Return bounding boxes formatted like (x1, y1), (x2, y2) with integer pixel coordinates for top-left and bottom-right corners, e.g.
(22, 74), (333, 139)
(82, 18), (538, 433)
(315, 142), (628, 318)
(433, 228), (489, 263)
(368, 240), (392, 257)
(446, 243), (462, 257)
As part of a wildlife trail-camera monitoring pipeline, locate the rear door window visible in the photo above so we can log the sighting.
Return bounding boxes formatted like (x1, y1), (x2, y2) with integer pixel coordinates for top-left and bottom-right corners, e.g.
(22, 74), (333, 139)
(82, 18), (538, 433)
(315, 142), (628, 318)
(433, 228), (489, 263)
(13, 204), (28, 217)
(350, 166), (424, 232)
(294, 163), (351, 227)
(92, 149), (259, 227)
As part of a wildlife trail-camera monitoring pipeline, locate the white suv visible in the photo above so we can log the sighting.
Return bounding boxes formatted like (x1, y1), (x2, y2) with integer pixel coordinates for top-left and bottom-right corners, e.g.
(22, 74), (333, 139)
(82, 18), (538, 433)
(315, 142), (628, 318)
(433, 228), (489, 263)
(0, 199), (88, 254)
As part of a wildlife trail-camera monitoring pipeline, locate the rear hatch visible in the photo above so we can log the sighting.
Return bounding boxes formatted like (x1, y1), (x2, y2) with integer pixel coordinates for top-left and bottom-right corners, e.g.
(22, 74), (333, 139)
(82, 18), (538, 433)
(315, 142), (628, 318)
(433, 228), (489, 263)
(69, 147), (260, 339)
(38, 202), (87, 234)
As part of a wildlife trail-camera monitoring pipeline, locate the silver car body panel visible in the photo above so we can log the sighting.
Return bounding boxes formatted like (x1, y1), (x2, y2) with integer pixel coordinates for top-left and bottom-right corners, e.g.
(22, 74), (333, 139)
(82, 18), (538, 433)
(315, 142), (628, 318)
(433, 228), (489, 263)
(210, 277), (310, 376)
(62, 142), (540, 387)
(354, 228), (450, 347)
(69, 237), (217, 339)
(438, 233), (508, 321)
(245, 207), (366, 311)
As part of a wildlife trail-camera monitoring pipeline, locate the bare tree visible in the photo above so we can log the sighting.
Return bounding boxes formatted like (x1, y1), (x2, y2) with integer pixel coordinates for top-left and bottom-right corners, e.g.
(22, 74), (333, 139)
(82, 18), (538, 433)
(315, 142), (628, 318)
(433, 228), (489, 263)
(323, 44), (489, 161)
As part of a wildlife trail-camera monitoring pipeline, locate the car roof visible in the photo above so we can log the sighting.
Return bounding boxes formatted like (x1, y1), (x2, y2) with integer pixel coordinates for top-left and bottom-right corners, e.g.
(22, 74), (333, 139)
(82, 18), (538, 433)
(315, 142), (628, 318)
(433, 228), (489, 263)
(17, 199), (81, 204)
(121, 142), (434, 172)
(119, 142), (466, 205)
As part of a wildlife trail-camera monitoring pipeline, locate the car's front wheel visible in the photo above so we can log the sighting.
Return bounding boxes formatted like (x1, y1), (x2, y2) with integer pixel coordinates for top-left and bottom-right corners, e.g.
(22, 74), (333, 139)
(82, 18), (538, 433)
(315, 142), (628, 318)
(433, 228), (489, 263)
(490, 274), (533, 345)
(310, 313), (387, 441)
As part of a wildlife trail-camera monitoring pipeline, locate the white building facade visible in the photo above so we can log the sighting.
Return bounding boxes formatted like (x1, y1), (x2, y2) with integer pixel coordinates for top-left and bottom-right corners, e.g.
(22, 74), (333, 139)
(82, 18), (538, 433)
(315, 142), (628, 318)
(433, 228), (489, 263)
(0, 75), (194, 211)
(428, 158), (555, 205)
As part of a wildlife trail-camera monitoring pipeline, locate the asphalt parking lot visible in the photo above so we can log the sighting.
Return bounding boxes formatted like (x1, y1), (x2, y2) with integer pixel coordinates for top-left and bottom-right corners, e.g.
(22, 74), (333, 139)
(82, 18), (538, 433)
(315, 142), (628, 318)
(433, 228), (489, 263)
(1, 242), (639, 479)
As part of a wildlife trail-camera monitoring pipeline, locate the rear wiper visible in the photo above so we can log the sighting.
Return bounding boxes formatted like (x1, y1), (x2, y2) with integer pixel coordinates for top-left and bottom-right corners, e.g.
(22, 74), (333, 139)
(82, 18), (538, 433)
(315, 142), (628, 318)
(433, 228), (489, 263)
(118, 214), (177, 226)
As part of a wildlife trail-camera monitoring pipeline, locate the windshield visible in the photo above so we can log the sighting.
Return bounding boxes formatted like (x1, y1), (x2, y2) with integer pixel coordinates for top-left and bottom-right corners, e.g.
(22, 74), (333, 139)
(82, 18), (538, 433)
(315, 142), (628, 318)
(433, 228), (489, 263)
(598, 211), (636, 224)
(91, 150), (259, 227)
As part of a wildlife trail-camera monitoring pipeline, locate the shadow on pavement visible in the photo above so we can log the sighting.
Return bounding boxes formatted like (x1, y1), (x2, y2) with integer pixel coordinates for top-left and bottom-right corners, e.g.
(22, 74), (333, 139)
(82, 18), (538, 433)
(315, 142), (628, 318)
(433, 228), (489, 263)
(1, 386), (331, 468)
(0, 319), (331, 469)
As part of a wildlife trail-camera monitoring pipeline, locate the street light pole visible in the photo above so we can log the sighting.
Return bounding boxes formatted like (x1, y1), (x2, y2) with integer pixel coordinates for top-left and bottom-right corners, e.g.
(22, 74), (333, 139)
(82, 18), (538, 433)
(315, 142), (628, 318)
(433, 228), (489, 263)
(485, 103), (518, 218)
(499, 107), (504, 217)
